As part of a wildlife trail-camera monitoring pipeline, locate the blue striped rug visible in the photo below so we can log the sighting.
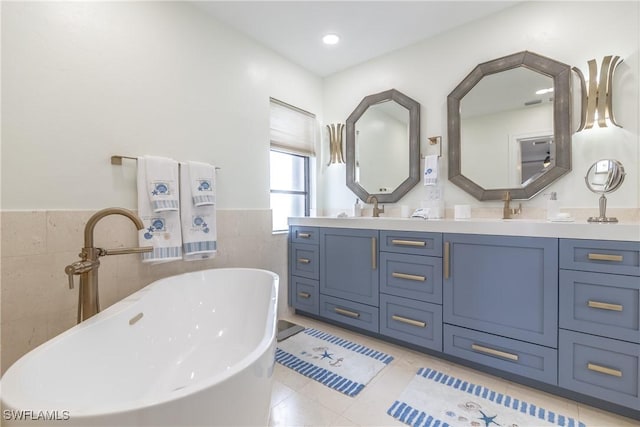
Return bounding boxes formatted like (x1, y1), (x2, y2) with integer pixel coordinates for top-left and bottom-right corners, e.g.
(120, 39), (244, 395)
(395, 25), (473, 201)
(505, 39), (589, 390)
(388, 368), (585, 427)
(276, 328), (393, 397)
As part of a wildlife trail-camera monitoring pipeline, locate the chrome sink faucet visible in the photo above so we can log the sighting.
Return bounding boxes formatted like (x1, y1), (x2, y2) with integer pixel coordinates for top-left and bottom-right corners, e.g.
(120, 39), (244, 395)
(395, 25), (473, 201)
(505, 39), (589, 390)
(65, 208), (152, 323)
(366, 195), (385, 217)
(502, 191), (522, 219)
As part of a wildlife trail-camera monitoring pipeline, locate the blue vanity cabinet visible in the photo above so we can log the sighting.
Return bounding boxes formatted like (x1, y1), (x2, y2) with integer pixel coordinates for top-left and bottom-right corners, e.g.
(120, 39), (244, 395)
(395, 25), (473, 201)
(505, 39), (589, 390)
(289, 226), (320, 315)
(442, 233), (559, 348)
(378, 230), (443, 351)
(318, 227), (380, 332)
(558, 238), (640, 410)
(442, 233), (558, 385)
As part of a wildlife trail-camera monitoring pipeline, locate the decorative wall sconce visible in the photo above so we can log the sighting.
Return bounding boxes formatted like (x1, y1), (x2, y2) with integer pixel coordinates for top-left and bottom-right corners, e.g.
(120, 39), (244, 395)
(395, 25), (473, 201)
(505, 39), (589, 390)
(573, 55), (622, 131)
(327, 123), (345, 165)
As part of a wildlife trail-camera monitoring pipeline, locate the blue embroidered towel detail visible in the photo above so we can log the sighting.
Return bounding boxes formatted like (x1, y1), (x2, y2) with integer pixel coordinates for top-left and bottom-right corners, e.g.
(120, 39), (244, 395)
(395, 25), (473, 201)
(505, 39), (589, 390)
(188, 161), (216, 207)
(180, 162), (217, 261)
(137, 157), (182, 264)
(144, 155), (179, 212)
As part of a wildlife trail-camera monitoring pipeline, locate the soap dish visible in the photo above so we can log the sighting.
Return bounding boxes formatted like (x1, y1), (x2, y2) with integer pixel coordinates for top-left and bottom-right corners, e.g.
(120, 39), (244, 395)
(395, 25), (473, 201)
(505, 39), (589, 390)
(549, 216), (575, 222)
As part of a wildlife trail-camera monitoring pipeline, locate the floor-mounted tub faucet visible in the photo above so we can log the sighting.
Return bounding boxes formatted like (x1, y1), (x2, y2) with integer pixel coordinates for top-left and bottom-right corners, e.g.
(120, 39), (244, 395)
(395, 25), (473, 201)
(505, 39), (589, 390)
(64, 208), (152, 323)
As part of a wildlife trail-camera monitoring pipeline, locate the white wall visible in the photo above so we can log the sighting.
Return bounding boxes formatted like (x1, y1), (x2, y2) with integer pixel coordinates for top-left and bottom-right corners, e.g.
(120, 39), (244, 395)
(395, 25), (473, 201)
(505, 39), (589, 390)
(321, 1), (639, 213)
(1, 1), (323, 210)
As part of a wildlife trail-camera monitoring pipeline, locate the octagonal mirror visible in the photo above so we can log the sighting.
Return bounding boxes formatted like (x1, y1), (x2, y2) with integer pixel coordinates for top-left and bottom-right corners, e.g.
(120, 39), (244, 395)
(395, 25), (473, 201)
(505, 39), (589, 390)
(448, 51), (572, 200)
(346, 89), (420, 203)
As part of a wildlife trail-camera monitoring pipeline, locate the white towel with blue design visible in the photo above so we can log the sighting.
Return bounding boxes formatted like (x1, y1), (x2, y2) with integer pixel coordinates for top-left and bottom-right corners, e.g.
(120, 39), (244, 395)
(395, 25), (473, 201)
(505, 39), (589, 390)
(188, 161), (216, 206)
(180, 162), (217, 261)
(423, 155), (438, 186)
(144, 155), (179, 212)
(137, 156), (183, 263)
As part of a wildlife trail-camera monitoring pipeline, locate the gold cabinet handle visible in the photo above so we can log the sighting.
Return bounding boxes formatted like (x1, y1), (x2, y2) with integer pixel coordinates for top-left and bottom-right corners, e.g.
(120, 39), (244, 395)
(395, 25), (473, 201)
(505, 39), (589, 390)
(334, 307), (360, 319)
(471, 344), (519, 361)
(298, 232), (311, 238)
(391, 239), (426, 247)
(392, 315), (426, 328)
(297, 258), (311, 264)
(444, 241), (450, 279)
(392, 272), (426, 282)
(298, 292), (311, 299)
(587, 363), (622, 377)
(371, 237), (377, 270)
(588, 300), (623, 312)
(588, 253), (623, 262)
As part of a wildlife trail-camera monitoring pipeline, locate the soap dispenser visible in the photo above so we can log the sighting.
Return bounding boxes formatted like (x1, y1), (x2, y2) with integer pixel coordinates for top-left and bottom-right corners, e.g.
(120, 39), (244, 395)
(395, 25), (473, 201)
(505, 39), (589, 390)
(353, 198), (362, 217)
(546, 192), (559, 221)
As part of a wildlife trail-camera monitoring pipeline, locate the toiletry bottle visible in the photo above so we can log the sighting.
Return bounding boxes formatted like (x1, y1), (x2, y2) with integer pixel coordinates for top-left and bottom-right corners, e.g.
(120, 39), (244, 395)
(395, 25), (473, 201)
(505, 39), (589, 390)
(546, 192), (559, 221)
(353, 198), (361, 217)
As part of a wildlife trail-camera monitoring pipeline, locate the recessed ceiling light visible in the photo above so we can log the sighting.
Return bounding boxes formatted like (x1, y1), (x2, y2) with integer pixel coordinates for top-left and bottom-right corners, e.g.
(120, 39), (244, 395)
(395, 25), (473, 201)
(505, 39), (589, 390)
(322, 34), (340, 45)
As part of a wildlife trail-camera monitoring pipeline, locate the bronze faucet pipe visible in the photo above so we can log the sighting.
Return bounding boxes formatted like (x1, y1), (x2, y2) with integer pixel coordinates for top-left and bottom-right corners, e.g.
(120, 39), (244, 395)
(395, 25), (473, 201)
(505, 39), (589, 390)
(84, 207), (145, 248)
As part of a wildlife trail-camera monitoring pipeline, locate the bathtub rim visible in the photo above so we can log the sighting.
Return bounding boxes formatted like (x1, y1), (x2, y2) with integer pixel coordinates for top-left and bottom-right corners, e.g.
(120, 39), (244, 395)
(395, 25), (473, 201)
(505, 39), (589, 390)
(0, 267), (279, 417)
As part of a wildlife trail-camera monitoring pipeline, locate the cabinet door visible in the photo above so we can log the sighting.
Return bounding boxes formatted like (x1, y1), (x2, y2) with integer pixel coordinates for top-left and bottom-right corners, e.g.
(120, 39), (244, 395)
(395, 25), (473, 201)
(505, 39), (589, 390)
(443, 233), (558, 347)
(320, 228), (379, 306)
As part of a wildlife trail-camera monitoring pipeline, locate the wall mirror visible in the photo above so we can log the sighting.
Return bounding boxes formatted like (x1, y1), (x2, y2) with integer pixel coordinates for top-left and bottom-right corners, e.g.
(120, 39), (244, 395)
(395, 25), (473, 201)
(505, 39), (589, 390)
(448, 51), (572, 200)
(346, 89), (420, 203)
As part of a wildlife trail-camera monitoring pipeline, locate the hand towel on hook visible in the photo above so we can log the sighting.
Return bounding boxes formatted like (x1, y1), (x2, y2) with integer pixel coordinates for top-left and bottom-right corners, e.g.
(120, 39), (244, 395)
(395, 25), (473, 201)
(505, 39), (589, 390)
(188, 161), (216, 206)
(137, 156), (182, 263)
(423, 155), (439, 186)
(180, 162), (217, 261)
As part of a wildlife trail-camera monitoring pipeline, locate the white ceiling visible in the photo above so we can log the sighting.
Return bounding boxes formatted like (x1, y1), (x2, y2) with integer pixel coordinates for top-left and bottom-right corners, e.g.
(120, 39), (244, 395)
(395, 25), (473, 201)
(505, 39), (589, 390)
(193, 1), (521, 77)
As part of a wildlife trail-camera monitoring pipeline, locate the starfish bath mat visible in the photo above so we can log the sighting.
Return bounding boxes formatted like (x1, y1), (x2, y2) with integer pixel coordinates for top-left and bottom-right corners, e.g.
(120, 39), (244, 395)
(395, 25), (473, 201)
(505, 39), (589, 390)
(276, 327), (393, 397)
(388, 367), (585, 427)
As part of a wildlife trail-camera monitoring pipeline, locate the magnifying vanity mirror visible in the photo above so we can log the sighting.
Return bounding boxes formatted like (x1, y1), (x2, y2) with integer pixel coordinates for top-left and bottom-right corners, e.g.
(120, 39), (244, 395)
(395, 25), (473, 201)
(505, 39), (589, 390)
(346, 89), (420, 203)
(448, 51), (573, 200)
(585, 159), (626, 223)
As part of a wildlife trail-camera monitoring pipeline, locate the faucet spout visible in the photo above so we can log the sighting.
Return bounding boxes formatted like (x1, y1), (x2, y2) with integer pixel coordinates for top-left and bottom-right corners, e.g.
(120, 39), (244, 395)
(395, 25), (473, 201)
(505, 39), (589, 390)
(84, 207), (145, 248)
(366, 195), (385, 217)
(502, 191), (522, 219)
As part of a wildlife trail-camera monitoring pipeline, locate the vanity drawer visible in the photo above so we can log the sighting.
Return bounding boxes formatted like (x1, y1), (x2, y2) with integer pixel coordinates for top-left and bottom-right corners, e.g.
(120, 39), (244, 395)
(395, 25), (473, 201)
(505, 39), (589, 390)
(444, 324), (558, 385)
(380, 252), (442, 303)
(559, 329), (640, 409)
(291, 276), (319, 315)
(560, 270), (640, 343)
(290, 226), (319, 245)
(290, 243), (319, 280)
(380, 230), (442, 257)
(319, 295), (379, 334)
(560, 239), (640, 276)
(380, 294), (442, 351)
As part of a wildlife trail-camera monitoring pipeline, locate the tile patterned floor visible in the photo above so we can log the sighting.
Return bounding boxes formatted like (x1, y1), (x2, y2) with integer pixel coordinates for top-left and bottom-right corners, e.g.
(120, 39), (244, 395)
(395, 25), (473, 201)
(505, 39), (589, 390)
(269, 314), (638, 427)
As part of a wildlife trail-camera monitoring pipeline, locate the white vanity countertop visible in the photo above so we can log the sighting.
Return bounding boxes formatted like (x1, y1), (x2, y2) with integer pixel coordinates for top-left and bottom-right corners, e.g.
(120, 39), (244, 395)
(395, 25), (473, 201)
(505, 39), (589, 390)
(288, 216), (640, 242)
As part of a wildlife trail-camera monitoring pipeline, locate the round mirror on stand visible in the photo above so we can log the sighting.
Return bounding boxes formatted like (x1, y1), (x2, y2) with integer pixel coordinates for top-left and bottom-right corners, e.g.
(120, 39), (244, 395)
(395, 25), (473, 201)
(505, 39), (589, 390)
(585, 159), (626, 223)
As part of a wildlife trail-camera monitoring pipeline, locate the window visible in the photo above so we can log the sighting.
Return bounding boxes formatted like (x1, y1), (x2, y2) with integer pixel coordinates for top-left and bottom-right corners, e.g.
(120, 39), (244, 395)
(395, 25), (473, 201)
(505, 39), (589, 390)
(270, 150), (309, 231)
(269, 98), (316, 232)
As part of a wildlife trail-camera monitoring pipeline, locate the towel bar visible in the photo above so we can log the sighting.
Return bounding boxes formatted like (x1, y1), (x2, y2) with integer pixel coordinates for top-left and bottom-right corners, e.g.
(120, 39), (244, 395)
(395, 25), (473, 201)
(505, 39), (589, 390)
(111, 155), (221, 169)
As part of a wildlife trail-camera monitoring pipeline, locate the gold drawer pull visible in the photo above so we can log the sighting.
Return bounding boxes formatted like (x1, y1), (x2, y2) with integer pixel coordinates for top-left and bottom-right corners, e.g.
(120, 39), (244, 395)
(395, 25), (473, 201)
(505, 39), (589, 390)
(392, 315), (426, 328)
(587, 363), (622, 377)
(334, 307), (360, 319)
(298, 232), (311, 238)
(588, 300), (623, 312)
(297, 258), (311, 264)
(471, 344), (519, 361)
(392, 239), (426, 247)
(298, 292), (311, 299)
(392, 272), (426, 282)
(588, 253), (624, 262)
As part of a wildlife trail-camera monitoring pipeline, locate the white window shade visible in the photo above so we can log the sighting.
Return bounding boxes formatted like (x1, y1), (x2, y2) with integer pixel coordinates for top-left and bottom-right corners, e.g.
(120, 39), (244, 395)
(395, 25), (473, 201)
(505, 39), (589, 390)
(270, 98), (317, 156)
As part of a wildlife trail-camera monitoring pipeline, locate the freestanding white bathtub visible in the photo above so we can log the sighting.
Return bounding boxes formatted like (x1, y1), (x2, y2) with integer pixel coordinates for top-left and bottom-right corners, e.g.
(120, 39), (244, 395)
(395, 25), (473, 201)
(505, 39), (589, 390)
(1, 268), (279, 426)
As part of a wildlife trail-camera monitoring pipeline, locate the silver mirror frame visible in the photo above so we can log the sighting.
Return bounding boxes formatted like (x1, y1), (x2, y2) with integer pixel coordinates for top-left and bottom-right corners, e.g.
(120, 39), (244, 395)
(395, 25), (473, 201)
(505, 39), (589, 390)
(447, 51), (573, 200)
(346, 89), (421, 203)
